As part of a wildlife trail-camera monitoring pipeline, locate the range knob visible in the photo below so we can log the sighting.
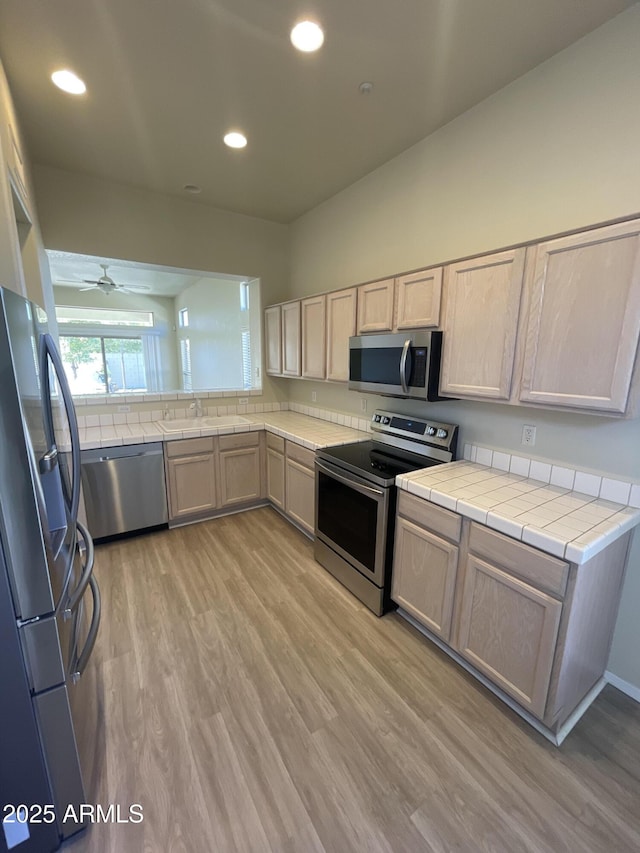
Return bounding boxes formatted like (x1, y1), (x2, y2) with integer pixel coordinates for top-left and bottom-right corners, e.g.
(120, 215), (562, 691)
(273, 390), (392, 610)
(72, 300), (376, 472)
(373, 414), (381, 423)
(426, 426), (436, 436)
(436, 428), (448, 439)
(382, 416), (391, 425)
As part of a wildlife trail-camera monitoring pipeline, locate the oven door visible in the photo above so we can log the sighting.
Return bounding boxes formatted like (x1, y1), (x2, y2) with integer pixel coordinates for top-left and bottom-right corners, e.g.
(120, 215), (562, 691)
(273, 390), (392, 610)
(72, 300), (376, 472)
(315, 459), (389, 587)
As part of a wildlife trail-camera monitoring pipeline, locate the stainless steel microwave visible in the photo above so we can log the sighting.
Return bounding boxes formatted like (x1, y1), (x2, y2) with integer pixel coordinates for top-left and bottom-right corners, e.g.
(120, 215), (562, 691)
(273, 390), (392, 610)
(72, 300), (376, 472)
(348, 330), (449, 400)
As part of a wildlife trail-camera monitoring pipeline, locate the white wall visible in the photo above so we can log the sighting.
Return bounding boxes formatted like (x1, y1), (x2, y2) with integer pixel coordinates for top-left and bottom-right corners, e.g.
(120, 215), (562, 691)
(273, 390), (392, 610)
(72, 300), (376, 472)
(288, 7), (640, 691)
(175, 278), (246, 390)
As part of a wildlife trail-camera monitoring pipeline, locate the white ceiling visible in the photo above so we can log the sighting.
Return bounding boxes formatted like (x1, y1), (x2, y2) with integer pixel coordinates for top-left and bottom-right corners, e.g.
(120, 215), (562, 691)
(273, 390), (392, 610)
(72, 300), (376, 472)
(47, 250), (246, 297)
(0, 0), (636, 223)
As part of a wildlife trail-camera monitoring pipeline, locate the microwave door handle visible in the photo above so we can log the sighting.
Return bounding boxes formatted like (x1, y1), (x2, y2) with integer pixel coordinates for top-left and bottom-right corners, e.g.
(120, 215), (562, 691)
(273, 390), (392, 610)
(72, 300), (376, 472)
(400, 339), (411, 395)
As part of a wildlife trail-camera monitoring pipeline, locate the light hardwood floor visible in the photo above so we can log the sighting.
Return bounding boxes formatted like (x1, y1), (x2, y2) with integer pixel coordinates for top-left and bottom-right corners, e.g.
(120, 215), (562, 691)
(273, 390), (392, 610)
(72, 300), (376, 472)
(65, 507), (640, 853)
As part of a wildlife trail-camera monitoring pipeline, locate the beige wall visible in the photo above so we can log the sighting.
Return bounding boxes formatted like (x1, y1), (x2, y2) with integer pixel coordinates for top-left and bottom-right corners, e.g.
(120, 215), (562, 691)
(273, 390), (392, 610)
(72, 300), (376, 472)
(288, 7), (640, 691)
(32, 163), (290, 402)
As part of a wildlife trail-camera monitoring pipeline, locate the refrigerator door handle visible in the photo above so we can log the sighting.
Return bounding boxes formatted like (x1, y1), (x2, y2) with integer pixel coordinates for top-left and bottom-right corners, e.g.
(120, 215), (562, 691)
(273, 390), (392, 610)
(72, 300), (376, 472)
(64, 521), (94, 619)
(71, 574), (101, 684)
(39, 332), (81, 522)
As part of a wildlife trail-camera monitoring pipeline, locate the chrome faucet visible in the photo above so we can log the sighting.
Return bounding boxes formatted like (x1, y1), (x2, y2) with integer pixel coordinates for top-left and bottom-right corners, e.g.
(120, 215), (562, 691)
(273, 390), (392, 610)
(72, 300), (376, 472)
(190, 398), (203, 418)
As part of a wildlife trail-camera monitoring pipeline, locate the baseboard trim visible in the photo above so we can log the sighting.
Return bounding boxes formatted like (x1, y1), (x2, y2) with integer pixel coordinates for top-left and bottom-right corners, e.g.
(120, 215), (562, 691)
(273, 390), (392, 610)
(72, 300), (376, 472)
(605, 671), (640, 703)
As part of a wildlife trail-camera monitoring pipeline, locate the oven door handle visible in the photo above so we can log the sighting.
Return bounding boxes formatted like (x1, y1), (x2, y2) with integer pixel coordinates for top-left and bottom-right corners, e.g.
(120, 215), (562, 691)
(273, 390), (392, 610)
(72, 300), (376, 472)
(315, 459), (385, 498)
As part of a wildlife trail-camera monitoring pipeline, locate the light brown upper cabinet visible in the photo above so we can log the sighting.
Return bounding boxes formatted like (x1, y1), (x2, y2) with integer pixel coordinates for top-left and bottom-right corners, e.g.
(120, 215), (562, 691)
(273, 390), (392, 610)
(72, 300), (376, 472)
(394, 268), (442, 330)
(356, 278), (395, 333)
(264, 305), (282, 376)
(440, 248), (526, 399)
(281, 301), (301, 377)
(301, 295), (327, 379)
(326, 288), (357, 382)
(519, 219), (640, 413)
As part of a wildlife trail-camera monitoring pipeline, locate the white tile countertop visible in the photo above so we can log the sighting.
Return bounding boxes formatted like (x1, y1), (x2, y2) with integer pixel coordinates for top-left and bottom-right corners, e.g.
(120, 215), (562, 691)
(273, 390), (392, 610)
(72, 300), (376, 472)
(397, 461), (640, 565)
(77, 411), (368, 452)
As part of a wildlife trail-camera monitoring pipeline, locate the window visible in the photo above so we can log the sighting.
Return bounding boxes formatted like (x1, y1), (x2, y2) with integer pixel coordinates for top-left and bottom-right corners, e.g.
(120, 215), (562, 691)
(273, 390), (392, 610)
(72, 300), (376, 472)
(56, 306), (154, 327)
(240, 282), (250, 312)
(178, 307), (189, 327)
(180, 338), (192, 391)
(59, 335), (147, 394)
(241, 330), (252, 390)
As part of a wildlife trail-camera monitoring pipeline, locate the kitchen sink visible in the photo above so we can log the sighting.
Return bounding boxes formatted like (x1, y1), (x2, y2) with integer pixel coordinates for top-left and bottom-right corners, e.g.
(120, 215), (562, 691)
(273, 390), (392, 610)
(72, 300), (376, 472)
(158, 415), (251, 432)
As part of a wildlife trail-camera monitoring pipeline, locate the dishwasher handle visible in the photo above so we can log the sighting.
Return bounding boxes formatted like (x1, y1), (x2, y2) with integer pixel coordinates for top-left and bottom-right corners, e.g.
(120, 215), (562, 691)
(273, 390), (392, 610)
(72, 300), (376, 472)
(95, 449), (163, 462)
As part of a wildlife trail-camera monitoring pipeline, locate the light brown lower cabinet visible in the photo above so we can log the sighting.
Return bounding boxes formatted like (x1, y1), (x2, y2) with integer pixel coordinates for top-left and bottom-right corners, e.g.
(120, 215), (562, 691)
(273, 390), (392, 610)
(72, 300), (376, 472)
(166, 439), (217, 521)
(392, 493), (631, 732)
(456, 554), (562, 718)
(392, 517), (458, 642)
(218, 433), (263, 508)
(165, 434), (264, 523)
(266, 448), (285, 509)
(284, 441), (316, 536)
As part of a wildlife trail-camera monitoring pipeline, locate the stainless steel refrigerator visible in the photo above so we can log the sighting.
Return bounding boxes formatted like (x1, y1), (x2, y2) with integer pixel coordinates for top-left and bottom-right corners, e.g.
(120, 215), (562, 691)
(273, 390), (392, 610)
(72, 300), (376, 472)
(0, 286), (101, 852)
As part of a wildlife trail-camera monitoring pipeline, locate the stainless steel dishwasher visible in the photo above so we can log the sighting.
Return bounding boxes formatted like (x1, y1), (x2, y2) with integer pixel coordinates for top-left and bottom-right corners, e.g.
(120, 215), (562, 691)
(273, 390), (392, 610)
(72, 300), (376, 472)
(80, 442), (168, 539)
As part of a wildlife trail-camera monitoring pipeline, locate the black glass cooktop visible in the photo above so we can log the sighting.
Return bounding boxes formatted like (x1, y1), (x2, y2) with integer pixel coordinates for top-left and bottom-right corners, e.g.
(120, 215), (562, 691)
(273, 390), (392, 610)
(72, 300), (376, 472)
(316, 440), (442, 487)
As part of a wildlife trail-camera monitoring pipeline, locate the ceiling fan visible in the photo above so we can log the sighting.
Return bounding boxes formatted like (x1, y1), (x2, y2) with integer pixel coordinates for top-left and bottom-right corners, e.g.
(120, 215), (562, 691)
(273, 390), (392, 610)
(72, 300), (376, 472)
(79, 264), (151, 295)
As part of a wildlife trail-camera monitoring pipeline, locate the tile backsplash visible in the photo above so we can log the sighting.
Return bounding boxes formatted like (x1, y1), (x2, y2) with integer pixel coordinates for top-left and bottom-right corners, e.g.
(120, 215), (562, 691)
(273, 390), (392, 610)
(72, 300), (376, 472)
(463, 443), (640, 509)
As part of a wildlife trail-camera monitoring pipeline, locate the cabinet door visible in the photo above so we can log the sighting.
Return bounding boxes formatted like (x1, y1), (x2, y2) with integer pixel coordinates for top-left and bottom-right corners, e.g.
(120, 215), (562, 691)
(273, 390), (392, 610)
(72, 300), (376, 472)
(167, 453), (217, 520)
(394, 268), (442, 330)
(264, 306), (282, 375)
(218, 447), (261, 507)
(356, 279), (395, 333)
(519, 220), (640, 413)
(457, 555), (562, 719)
(301, 295), (327, 379)
(392, 517), (458, 642)
(266, 448), (285, 509)
(440, 249), (525, 399)
(285, 458), (315, 535)
(326, 287), (357, 382)
(282, 301), (301, 376)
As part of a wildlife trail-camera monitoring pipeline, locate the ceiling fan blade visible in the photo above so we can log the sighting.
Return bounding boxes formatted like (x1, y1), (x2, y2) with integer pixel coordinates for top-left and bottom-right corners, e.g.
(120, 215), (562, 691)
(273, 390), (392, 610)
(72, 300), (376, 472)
(121, 284), (152, 292)
(82, 279), (99, 284)
(78, 286), (97, 291)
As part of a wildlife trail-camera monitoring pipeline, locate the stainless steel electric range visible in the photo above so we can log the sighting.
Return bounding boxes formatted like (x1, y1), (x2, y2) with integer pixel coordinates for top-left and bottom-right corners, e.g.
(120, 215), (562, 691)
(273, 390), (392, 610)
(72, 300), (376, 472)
(314, 409), (458, 615)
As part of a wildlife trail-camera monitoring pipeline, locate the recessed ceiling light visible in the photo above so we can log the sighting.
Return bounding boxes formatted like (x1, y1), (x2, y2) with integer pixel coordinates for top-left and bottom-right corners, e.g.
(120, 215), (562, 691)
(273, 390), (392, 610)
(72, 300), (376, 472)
(290, 21), (324, 53)
(224, 131), (247, 149)
(51, 69), (86, 95)
(183, 184), (202, 194)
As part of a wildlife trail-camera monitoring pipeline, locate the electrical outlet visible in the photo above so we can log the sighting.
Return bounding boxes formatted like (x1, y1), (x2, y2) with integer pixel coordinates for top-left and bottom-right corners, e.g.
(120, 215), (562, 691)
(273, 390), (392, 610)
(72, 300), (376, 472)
(360, 399), (367, 412)
(238, 397), (249, 404)
(522, 424), (537, 447)
(311, 391), (317, 402)
(117, 405), (131, 413)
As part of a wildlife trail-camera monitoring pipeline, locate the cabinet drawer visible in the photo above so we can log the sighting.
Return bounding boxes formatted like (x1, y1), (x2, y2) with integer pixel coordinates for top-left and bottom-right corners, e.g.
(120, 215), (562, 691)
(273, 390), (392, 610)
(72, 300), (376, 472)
(266, 433), (285, 454)
(397, 491), (461, 543)
(219, 431), (260, 451)
(286, 441), (315, 469)
(468, 523), (569, 597)
(165, 437), (215, 458)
